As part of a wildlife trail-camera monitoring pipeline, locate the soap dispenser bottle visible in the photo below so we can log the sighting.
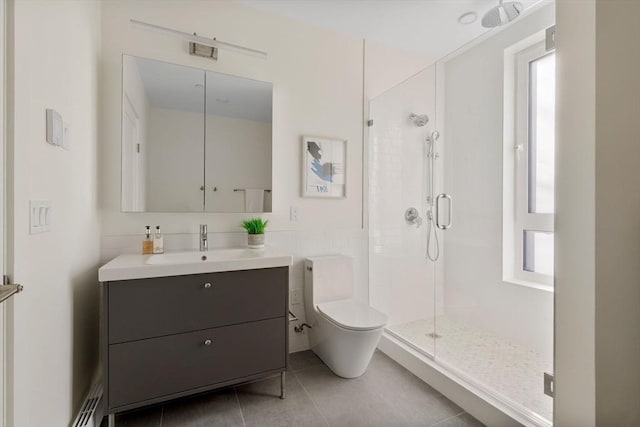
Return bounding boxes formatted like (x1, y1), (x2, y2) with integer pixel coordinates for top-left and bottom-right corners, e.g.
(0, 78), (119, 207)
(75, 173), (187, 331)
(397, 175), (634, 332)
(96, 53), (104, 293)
(142, 226), (153, 254)
(153, 226), (164, 254)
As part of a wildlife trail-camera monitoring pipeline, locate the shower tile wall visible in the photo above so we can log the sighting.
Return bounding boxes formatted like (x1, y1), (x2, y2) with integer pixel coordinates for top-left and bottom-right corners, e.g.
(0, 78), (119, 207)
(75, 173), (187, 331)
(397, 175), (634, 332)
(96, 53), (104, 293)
(368, 65), (443, 331)
(101, 229), (368, 353)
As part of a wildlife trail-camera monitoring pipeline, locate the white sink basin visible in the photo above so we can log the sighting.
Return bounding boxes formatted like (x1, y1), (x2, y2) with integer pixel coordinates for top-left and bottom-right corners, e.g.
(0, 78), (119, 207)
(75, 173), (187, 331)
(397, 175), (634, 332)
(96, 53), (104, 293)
(99, 247), (293, 282)
(146, 248), (255, 265)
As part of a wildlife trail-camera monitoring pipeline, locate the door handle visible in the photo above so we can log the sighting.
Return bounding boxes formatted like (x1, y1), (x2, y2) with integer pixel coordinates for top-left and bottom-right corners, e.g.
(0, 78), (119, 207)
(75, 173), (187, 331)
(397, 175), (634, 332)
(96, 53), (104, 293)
(435, 193), (452, 230)
(0, 284), (24, 304)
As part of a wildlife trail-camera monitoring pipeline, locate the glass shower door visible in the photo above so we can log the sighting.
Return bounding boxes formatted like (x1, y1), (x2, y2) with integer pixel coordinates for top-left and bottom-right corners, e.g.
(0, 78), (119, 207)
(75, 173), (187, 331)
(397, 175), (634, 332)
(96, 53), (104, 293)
(368, 66), (438, 358)
(432, 29), (555, 424)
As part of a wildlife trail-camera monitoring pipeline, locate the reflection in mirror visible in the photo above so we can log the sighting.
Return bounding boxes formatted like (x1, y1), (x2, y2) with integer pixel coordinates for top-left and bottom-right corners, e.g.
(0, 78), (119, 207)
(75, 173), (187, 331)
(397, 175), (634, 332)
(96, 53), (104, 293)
(205, 71), (272, 212)
(122, 56), (205, 212)
(121, 55), (273, 213)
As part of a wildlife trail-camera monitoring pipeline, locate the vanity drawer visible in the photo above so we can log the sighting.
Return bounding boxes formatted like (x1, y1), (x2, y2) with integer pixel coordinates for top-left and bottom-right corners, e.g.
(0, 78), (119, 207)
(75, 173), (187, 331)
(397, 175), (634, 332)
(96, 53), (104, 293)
(108, 317), (286, 409)
(108, 267), (287, 344)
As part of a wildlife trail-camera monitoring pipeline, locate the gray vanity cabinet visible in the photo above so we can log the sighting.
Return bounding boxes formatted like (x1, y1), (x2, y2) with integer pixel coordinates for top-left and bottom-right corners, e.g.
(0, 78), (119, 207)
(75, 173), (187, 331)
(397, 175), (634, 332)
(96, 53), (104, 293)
(101, 266), (289, 415)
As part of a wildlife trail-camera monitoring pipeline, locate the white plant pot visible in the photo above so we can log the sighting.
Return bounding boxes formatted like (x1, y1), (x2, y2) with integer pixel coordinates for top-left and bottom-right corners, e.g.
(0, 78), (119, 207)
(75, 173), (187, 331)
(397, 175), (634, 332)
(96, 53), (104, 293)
(247, 233), (265, 249)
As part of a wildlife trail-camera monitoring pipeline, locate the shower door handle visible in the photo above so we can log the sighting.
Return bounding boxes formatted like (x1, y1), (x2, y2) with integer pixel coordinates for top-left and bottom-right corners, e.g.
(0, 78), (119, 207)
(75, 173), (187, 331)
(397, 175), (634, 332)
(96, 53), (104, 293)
(435, 193), (452, 230)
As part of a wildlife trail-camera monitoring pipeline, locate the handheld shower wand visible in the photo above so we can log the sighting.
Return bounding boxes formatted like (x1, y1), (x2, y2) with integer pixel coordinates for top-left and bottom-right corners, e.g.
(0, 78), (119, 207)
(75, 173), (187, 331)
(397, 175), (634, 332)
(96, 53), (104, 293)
(426, 130), (441, 262)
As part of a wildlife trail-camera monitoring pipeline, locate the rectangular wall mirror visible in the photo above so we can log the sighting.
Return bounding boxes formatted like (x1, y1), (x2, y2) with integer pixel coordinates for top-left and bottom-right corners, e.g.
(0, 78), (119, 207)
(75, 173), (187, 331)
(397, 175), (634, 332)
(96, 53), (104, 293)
(121, 55), (273, 213)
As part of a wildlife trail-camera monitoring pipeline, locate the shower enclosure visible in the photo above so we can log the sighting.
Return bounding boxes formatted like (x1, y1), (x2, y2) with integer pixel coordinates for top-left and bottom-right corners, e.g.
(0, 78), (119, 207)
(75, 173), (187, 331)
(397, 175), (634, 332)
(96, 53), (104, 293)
(368, 4), (555, 426)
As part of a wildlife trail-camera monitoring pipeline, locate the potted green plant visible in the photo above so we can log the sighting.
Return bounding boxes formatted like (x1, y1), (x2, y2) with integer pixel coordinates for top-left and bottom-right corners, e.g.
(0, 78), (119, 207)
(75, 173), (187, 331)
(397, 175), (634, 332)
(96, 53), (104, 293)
(241, 218), (268, 249)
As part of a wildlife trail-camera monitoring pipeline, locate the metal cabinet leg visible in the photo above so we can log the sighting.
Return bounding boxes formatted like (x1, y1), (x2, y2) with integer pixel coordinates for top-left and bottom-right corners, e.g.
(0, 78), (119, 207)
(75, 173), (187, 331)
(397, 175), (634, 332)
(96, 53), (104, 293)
(280, 371), (286, 399)
(108, 413), (115, 427)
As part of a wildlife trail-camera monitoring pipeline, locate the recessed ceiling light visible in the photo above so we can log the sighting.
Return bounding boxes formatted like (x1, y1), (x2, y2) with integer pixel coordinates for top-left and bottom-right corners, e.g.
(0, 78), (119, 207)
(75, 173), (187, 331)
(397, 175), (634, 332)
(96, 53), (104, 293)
(194, 83), (204, 89)
(215, 98), (230, 104)
(458, 11), (478, 25)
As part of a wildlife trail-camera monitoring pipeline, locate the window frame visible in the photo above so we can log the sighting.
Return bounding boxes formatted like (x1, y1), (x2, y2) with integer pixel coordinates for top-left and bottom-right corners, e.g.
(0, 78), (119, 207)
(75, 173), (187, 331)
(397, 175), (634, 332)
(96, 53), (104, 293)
(503, 37), (555, 290)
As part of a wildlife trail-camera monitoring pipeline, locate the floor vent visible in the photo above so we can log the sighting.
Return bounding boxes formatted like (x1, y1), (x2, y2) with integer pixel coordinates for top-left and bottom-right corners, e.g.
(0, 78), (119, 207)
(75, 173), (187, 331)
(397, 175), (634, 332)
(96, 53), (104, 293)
(72, 381), (104, 427)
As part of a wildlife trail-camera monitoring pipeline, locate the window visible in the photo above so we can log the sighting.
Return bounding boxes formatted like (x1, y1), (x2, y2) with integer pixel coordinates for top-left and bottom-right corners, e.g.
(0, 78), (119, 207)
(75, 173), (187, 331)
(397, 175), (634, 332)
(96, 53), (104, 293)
(504, 39), (555, 289)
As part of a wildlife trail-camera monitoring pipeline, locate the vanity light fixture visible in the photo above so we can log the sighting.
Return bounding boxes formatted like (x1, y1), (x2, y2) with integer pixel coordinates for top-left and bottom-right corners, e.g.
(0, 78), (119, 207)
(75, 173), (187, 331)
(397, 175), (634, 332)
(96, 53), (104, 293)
(130, 19), (268, 60)
(190, 37), (218, 60)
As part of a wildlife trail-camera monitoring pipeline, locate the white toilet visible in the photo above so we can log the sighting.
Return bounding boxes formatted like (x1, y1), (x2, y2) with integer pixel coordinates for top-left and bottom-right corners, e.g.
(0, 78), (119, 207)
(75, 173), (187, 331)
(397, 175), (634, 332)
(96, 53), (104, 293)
(304, 255), (388, 378)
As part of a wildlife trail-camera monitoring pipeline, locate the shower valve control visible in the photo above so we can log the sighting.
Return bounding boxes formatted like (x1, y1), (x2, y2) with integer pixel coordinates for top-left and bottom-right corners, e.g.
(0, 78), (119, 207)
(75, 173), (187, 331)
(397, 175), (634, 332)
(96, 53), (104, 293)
(405, 207), (423, 228)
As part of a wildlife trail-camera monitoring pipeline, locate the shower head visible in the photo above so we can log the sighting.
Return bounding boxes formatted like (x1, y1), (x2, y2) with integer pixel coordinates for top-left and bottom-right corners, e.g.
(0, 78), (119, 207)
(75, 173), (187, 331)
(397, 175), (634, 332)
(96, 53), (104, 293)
(481, 0), (523, 28)
(409, 113), (429, 127)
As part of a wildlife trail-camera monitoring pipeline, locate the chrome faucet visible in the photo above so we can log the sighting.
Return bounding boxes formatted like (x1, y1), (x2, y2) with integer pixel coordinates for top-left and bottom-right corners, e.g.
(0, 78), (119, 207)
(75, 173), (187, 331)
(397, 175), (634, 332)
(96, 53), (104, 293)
(199, 224), (208, 251)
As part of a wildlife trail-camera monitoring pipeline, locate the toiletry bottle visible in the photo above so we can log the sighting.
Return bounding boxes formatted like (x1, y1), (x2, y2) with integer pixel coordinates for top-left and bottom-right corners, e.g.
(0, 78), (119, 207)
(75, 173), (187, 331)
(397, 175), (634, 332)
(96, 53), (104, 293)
(153, 226), (164, 254)
(142, 226), (153, 254)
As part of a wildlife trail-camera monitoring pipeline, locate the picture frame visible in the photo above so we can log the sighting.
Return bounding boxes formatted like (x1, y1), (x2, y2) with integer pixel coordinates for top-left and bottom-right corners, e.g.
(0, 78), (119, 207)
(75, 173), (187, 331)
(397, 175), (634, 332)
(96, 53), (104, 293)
(301, 136), (347, 198)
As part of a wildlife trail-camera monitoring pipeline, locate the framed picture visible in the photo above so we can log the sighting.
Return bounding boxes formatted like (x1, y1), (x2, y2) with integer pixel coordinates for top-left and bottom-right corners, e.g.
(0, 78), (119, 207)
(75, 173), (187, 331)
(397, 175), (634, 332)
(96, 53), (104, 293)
(302, 136), (346, 198)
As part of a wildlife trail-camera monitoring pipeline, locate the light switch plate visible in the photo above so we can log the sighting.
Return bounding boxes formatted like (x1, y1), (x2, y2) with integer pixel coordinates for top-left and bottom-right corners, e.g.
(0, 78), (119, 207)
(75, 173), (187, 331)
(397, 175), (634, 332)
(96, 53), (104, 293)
(30, 200), (52, 234)
(46, 109), (63, 147)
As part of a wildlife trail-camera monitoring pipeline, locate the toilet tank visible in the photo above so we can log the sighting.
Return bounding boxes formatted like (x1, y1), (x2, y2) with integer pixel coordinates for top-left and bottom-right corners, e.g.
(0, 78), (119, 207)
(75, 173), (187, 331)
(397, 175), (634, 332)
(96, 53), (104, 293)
(304, 255), (354, 305)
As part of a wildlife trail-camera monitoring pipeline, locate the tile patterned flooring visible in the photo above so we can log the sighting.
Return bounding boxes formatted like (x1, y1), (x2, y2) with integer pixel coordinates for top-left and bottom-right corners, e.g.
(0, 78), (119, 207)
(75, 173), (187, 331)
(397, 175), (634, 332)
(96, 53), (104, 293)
(389, 316), (553, 422)
(103, 350), (484, 427)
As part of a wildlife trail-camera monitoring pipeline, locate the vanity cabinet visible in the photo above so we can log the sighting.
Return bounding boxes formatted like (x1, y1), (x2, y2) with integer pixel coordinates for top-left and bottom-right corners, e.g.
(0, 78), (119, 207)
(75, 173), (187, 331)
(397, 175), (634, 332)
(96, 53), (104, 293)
(101, 266), (289, 416)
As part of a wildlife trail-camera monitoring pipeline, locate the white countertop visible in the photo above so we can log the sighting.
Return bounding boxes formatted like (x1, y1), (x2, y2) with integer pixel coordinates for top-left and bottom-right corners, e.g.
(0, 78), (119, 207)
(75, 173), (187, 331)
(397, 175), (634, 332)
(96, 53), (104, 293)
(98, 247), (293, 282)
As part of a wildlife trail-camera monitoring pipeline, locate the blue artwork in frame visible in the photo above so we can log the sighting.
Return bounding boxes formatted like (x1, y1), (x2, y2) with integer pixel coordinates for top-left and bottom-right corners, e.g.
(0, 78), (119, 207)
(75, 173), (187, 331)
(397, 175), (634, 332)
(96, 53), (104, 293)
(302, 136), (346, 198)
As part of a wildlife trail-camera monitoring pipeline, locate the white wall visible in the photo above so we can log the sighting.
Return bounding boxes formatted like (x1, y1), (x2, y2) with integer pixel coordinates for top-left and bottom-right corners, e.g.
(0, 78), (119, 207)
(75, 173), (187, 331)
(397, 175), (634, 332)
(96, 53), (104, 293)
(364, 40), (434, 101)
(100, 0), (363, 234)
(441, 4), (555, 359)
(6, 0), (102, 425)
(554, 1), (596, 424)
(593, 0), (640, 424)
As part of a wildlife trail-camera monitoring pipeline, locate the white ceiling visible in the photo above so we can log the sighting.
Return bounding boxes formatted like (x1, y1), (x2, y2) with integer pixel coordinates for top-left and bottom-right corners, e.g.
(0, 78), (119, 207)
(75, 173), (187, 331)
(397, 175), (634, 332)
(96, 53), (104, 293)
(236, 0), (544, 61)
(136, 56), (205, 113)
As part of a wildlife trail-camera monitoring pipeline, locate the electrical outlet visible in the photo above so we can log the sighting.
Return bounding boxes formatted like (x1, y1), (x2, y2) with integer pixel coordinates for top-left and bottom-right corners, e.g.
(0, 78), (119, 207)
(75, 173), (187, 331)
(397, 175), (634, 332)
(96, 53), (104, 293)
(291, 289), (302, 305)
(290, 206), (299, 221)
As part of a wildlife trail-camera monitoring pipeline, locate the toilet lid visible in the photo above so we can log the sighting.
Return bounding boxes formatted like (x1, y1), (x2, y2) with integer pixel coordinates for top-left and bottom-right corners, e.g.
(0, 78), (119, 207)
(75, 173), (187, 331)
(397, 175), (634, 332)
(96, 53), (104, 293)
(316, 299), (388, 331)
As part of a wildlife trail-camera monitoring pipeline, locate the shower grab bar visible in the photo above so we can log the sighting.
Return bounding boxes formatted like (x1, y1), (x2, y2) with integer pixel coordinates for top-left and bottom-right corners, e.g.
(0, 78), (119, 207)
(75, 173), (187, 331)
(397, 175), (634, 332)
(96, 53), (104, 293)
(435, 193), (452, 230)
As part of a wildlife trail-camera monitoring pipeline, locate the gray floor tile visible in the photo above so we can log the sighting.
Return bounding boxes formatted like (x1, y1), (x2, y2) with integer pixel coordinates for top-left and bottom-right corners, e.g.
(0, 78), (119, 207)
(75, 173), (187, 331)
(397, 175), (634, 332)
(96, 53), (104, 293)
(235, 373), (327, 427)
(100, 351), (483, 427)
(363, 351), (465, 426)
(289, 350), (324, 372)
(433, 412), (485, 427)
(295, 363), (408, 427)
(106, 405), (162, 427)
(161, 388), (244, 427)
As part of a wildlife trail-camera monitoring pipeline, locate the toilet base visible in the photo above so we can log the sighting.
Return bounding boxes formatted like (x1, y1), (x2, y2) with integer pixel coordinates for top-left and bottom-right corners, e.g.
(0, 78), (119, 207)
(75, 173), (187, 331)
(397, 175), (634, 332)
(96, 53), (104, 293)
(309, 314), (384, 378)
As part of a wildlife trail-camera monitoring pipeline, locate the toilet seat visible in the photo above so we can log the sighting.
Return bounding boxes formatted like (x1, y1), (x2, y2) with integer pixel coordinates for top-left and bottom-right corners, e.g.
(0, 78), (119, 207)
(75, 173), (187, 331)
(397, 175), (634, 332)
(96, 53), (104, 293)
(316, 299), (388, 331)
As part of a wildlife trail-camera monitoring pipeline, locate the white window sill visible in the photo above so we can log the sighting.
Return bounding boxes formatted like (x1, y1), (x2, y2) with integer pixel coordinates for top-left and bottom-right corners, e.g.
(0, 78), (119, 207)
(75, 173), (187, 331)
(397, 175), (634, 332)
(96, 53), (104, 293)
(503, 277), (554, 293)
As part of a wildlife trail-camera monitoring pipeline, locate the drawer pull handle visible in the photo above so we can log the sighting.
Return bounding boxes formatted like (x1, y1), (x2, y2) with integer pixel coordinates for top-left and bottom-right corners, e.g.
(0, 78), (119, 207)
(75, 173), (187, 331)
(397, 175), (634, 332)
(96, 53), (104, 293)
(204, 339), (212, 346)
(203, 282), (212, 289)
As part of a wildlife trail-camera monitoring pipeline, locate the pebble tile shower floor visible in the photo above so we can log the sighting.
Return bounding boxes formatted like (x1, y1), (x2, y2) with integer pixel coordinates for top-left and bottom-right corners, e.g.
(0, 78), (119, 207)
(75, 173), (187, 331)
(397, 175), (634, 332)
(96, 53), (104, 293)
(102, 350), (484, 427)
(390, 316), (553, 422)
